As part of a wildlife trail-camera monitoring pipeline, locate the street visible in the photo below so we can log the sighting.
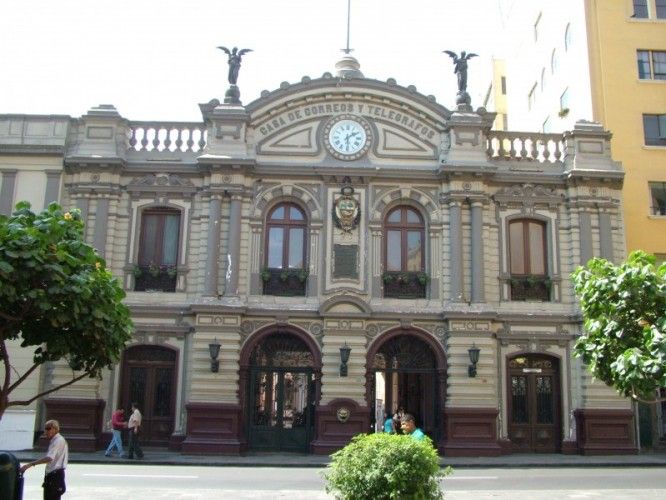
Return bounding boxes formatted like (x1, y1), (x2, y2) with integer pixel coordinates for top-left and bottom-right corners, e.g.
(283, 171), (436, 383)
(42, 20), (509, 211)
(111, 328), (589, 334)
(19, 464), (666, 499)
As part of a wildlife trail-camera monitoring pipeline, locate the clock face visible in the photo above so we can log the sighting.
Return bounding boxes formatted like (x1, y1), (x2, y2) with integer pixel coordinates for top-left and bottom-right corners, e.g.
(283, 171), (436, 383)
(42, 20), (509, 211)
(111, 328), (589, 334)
(324, 115), (372, 160)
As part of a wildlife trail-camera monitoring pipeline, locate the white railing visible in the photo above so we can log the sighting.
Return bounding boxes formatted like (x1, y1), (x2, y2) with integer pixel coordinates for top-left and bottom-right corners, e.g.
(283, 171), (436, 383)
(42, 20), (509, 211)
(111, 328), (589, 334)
(487, 131), (564, 163)
(128, 122), (207, 153)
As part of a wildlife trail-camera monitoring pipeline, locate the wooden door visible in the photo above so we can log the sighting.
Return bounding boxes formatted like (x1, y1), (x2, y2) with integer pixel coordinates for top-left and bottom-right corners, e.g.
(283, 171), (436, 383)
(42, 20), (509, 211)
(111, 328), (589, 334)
(509, 355), (560, 453)
(121, 346), (177, 446)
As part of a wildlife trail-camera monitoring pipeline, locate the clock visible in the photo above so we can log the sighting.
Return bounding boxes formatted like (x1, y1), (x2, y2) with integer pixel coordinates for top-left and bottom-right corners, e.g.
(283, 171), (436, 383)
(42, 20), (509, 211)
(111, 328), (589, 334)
(324, 115), (372, 160)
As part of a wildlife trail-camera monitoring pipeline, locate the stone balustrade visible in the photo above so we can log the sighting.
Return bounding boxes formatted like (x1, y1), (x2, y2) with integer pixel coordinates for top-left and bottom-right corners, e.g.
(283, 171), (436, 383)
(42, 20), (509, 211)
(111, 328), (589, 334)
(486, 131), (564, 163)
(127, 121), (207, 153)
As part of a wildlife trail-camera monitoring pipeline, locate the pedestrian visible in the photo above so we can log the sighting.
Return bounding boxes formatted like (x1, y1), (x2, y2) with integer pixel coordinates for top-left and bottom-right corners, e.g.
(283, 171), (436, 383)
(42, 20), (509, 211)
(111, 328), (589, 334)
(126, 402), (144, 459)
(20, 419), (68, 499)
(393, 406), (405, 434)
(105, 407), (127, 457)
(401, 413), (426, 441)
(383, 413), (395, 433)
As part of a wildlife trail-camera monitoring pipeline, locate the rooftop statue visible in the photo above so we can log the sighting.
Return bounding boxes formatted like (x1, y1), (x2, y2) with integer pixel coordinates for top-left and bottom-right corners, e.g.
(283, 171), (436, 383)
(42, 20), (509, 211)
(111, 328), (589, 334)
(443, 50), (478, 93)
(217, 46), (252, 85)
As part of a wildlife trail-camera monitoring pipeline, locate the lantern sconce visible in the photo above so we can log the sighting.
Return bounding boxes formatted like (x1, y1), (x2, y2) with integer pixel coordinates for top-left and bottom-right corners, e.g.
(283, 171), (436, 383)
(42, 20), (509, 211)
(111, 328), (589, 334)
(209, 338), (221, 373)
(468, 343), (480, 378)
(339, 342), (351, 377)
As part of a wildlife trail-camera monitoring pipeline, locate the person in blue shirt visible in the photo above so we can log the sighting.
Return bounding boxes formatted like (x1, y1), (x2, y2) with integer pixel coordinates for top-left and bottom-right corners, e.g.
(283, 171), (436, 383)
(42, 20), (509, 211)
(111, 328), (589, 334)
(383, 413), (395, 433)
(401, 413), (425, 440)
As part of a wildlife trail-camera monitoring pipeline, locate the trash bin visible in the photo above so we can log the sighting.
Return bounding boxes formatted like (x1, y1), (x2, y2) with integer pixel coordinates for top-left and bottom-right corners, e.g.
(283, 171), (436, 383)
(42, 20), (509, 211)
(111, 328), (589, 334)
(0, 451), (23, 500)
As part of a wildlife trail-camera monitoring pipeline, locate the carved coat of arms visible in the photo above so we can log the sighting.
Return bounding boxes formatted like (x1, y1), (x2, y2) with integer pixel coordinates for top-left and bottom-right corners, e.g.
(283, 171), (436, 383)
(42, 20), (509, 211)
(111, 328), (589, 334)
(332, 186), (360, 233)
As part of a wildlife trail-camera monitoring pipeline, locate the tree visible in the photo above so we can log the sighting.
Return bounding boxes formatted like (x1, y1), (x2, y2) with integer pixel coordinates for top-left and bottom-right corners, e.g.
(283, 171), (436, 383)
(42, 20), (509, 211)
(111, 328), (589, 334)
(572, 251), (666, 403)
(0, 202), (133, 419)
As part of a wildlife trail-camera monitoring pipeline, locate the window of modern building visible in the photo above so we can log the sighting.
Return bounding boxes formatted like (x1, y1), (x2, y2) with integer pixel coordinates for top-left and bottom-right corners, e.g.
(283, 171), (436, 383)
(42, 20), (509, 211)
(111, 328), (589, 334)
(263, 202), (308, 296)
(564, 23), (572, 51)
(633, 0), (649, 18)
(508, 219), (550, 301)
(650, 182), (666, 215)
(643, 114), (666, 146)
(559, 88), (570, 113)
(551, 49), (559, 74)
(657, 0), (666, 18)
(528, 83), (537, 110)
(136, 207), (181, 292)
(382, 205), (426, 299)
(534, 13), (542, 42)
(637, 50), (666, 80)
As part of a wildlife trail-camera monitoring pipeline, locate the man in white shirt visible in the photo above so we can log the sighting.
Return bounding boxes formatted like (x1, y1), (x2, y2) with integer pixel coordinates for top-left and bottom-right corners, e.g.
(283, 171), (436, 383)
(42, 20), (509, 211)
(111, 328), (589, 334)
(20, 419), (69, 499)
(126, 402), (144, 459)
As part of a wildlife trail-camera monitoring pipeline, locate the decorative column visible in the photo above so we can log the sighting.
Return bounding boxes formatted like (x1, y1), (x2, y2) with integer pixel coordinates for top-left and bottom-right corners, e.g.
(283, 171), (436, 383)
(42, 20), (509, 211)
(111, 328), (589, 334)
(92, 198), (110, 258)
(578, 211), (593, 265)
(225, 194), (242, 296)
(470, 199), (485, 303)
(449, 201), (463, 301)
(308, 224), (322, 297)
(370, 225), (383, 298)
(203, 195), (222, 296)
(598, 210), (613, 262)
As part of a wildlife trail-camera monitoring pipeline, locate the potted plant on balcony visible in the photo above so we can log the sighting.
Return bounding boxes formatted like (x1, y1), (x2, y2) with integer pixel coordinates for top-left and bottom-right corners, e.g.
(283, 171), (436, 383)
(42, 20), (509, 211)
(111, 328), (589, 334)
(260, 267), (271, 283)
(167, 265), (177, 278)
(132, 265), (142, 279)
(279, 269), (290, 282)
(148, 262), (160, 277)
(296, 268), (309, 283)
(381, 272), (394, 285)
(416, 272), (430, 286)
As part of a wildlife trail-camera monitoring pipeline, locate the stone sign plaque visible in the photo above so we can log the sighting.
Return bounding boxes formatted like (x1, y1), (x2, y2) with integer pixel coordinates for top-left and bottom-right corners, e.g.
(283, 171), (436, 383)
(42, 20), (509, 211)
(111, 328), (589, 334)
(334, 244), (358, 278)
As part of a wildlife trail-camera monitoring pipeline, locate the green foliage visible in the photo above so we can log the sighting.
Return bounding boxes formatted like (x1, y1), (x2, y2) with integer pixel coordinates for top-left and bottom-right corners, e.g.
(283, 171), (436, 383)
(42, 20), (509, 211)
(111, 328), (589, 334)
(0, 202), (133, 415)
(572, 251), (666, 402)
(323, 433), (451, 500)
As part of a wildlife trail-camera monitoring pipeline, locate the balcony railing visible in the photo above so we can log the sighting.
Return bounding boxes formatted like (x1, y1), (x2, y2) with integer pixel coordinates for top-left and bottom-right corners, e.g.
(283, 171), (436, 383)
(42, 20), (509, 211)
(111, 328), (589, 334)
(128, 121), (207, 153)
(134, 265), (177, 292)
(382, 271), (428, 299)
(261, 268), (307, 297)
(509, 276), (551, 301)
(487, 131), (564, 163)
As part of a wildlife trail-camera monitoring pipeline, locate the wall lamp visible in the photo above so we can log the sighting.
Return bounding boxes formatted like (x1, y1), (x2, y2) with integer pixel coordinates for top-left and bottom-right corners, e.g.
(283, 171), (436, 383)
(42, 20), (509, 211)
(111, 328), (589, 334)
(209, 338), (221, 373)
(468, 343), (480, 378)
(339, 342), (351, 377)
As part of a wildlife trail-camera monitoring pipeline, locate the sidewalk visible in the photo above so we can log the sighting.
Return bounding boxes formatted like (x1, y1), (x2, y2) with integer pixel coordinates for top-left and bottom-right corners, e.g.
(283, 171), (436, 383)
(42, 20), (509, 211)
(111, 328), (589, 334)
(11, 448), (666, 468)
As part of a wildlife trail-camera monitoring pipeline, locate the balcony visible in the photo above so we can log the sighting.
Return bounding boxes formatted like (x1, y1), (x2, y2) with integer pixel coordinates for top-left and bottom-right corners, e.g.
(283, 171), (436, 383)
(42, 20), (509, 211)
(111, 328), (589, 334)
(382, 271), (428, 299)
(133, 265), (177, 292)
(261, 268), (307, 297)
(510, 276), (551, 301)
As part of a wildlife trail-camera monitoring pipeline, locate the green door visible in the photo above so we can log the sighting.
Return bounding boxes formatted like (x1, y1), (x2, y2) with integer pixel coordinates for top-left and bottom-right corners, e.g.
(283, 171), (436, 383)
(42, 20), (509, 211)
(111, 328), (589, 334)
(249, 368), (313, 452)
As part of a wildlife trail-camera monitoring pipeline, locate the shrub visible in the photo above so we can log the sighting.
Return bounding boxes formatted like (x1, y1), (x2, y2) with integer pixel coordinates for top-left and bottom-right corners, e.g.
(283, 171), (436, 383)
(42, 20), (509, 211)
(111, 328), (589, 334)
(323, 433), (451, 499)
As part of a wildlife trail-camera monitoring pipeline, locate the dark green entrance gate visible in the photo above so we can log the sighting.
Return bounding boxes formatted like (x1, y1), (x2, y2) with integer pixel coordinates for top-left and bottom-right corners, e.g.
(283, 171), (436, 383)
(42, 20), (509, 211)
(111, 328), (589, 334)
(247, 333), (315, 452)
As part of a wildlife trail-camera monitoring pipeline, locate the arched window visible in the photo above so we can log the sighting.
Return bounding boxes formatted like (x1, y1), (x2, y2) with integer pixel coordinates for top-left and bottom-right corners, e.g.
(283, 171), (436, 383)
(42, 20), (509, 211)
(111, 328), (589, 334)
(263, 202), (308, 296)
(508, 219), (550, 301)
(135, 207), (180, 292)
(383, 206), (426, 299)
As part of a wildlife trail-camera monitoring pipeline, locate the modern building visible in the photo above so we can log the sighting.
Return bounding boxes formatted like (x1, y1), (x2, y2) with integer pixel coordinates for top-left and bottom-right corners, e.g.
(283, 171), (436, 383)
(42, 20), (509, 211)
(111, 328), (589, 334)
(495, 0), (666, 449)
(0, 53), (635, 456)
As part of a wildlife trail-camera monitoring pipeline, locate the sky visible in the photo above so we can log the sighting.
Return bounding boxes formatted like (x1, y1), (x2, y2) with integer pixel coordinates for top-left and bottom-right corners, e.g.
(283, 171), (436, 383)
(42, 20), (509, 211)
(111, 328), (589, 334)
(1, 0), (504, 122)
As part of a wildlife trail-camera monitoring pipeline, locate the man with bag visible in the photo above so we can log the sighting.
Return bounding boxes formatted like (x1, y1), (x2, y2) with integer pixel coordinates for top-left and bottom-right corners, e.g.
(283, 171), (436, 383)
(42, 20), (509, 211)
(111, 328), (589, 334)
(20, 419), (68, 499)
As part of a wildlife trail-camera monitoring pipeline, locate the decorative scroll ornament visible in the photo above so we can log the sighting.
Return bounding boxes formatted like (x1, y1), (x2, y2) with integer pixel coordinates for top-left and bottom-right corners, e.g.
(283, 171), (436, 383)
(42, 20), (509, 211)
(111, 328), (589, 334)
(332, 184), (360, 233)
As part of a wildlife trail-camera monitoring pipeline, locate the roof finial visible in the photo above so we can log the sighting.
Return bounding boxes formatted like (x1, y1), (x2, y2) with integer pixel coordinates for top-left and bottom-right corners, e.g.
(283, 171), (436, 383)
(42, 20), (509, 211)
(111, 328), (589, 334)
(342, 0), (353, 54)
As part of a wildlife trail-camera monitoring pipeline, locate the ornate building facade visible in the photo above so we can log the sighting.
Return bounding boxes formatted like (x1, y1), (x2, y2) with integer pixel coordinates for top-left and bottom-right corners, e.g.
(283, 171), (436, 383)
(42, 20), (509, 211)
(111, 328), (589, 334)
(0, 56), (634, 455)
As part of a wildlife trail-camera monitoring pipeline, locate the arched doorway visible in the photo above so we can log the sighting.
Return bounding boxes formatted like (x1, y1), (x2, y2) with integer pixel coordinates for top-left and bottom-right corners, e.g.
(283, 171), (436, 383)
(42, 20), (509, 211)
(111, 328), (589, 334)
(246, 331), (318, 452)
(508, 354), (561, 453)
(368, 332), (446, 441)
(120, 345), (177, 446)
